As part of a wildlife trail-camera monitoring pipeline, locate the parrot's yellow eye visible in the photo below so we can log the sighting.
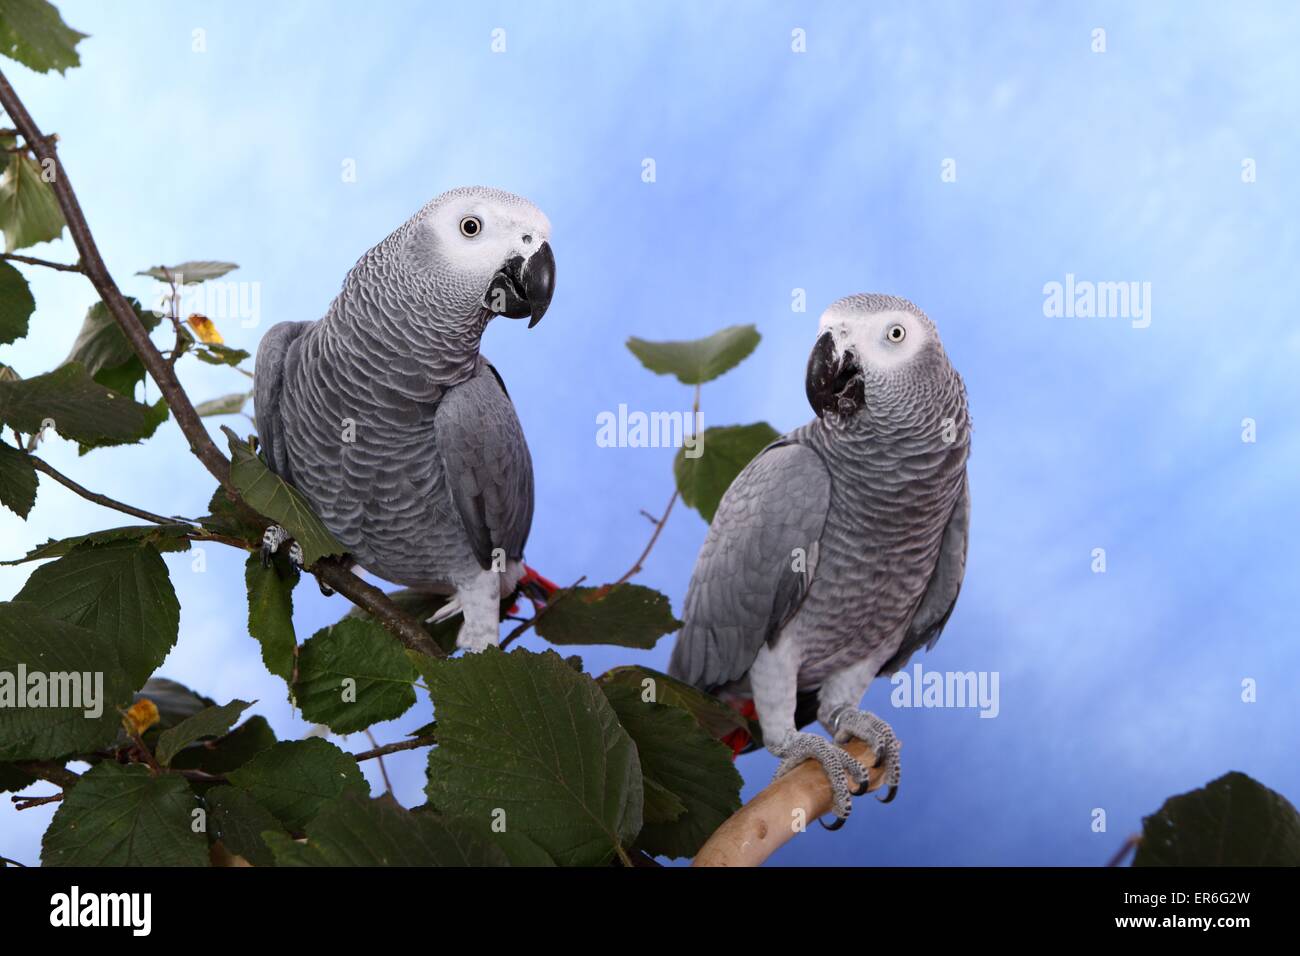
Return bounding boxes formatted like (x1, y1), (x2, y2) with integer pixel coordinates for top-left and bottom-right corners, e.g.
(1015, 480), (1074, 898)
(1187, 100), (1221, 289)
(887, 324), (906, 343)
(459, 216), (482, 238)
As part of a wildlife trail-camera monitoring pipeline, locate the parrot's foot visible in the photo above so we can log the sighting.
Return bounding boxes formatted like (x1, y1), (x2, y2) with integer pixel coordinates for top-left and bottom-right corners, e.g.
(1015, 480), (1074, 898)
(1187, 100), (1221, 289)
(427, 596), (461, 625)
(260, 525), (305, 572)
(259, 525), (331, 593)
(828, 706), (901, 804)
(770, 730), (871, 827)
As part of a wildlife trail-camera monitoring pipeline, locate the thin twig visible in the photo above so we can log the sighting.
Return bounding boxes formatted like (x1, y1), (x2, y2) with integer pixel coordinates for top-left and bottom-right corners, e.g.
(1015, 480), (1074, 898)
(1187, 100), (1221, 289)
(1105, 834), (1141, 867)
(609, 383), (698, 587)
(0, 854), (27, 867)
(351, 734), (438, 762)
(364, 729), (393, 795)
(0, 252), (81, 273)
(27, 453), (183, 526)
(499, 576), (587, 649)
(610, 490), (677, 587)
(12, 792), (63, 811)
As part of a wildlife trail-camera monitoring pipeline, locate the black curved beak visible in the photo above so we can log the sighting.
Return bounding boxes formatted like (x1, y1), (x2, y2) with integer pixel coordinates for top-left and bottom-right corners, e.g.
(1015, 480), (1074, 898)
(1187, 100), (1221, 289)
(805, 332), (864, 419)
(483, 241), (555, 328)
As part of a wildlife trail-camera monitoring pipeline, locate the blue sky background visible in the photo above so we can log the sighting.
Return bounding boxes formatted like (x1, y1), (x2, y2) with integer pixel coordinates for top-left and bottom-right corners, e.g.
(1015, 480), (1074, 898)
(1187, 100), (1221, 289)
(2, 0), (1297, 866)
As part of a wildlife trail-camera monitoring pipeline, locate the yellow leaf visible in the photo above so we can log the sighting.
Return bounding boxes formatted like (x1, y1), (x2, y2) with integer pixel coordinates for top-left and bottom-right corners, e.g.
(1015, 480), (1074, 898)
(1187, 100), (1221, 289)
(187, 313), (224, 345)
(123, 698), (160, 735)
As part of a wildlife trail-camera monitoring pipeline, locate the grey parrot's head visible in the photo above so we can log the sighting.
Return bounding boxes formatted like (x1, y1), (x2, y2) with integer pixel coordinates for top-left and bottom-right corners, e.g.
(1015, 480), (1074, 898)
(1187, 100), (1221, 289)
(400, 186), (556, 328)
(805, 294), (963, 429)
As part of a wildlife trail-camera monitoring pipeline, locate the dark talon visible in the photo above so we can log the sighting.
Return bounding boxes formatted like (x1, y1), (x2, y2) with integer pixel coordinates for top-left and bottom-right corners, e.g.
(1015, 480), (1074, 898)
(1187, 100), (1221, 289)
(876, 785), (898, 804)
(261, 546), (273, 569)
(818, 813), (848, 832)
(848, 776), (871, 797)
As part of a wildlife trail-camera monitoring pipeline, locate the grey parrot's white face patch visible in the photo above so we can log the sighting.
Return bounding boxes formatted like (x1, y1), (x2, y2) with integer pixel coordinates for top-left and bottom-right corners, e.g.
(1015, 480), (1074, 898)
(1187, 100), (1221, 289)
(423, 192), (551, 281)
(817, 307), (929, 373)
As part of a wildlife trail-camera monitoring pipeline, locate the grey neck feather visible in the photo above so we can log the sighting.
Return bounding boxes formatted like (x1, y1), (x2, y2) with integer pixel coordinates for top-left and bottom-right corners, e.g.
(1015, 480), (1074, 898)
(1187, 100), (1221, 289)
(313, 220), (491, 400)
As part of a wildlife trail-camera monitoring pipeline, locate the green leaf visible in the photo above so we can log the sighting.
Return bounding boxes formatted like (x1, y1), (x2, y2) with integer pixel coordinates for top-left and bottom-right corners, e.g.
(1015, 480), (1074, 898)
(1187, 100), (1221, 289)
(0, 440), (36, 518)
(194, 344), (251, 367)
(0, 601), (134, 761)
(0, 152), (65, 252)
(534, 583), (681, 650)
(14, 539), (180, 686)
(0, 362), (156, 447)
(3, 522), (192, 564)
(156, 700), (254, 767)
(0, 761), (36, 793)
(266, 794), (509, 867)
(42, 762), (208, 866)
(136, 261), (238, 284)
(227, 738), (368, 832)
(199, 485), (265, 546)
(674, 422), (780, 522)
(597, 665), (750, 741)
(61, 298), (163, 399)
(602, 683), (743, 859)
(0, 260), (34, 345)
(204, 785), (284, 866)
(196, 391), (251, 417)
(223, 426), (343, 565)
(0, 0), (87, 74)
(626, 324), (761, 385)
(1133, 771), (1300, 866)
(296, 618), (417, 733)
(169, 715), (276, 777)
(244, 554), (296, 682)
(423, 647), (643, 866)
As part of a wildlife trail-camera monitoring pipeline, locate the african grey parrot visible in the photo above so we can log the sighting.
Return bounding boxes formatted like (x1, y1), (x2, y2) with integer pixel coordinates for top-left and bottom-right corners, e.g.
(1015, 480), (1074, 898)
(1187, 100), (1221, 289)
(253, 186), (556, 652)
(669, 294), (971, 824)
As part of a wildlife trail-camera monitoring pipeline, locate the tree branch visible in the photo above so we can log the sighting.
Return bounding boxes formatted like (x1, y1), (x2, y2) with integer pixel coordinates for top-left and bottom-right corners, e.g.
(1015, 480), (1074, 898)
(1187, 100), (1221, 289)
(12, 761), (80, 790)
(0, 68), (444, 659)
(691, 738), (895, 867)
(351, 733), (437, 763)
(314, 558), (442, 658)
(0, 252), (81, 273)
(0, 68), (230, 486)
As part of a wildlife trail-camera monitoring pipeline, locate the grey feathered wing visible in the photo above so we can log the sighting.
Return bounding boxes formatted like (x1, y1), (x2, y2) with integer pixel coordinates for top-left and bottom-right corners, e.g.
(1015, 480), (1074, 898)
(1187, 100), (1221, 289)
(669, 439), (832, 691)
(434, 363), (535, 569)
(881, 475), (971, 674)
(252, 321), (312, 482)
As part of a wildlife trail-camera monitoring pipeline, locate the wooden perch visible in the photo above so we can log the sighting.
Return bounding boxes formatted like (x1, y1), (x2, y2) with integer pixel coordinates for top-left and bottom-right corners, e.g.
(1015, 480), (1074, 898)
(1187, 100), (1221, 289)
(692, 738), (899, 867)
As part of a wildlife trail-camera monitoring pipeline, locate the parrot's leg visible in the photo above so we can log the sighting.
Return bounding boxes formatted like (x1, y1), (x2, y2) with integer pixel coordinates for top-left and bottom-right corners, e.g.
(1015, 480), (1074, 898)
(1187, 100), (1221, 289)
(816, 658), (901, 803)
(750, 639), (870, 826)
(433, 569), (504, 653)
